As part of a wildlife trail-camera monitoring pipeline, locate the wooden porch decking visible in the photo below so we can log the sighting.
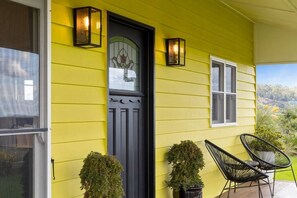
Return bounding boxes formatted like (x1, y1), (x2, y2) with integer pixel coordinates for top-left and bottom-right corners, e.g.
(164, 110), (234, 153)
(217, 181), (297, 198)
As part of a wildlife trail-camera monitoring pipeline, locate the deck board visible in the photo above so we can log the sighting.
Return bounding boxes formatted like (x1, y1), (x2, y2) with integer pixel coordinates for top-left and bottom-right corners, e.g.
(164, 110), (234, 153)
(217, 181), (297, 198)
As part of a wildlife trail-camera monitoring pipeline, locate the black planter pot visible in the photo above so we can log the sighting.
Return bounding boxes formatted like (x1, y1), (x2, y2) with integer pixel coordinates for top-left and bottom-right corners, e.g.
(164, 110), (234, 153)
(173, 187), (203, 198)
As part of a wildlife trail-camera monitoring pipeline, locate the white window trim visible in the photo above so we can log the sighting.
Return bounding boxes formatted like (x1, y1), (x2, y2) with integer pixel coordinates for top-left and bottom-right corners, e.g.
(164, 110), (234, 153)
(210, 56), (237, 127)
(46, 0), (51, 198)
(4, 0), (51, 197)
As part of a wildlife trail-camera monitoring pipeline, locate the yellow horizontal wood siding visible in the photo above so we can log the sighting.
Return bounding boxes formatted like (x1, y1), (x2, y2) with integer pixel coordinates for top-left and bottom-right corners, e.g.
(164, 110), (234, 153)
(51, 0), (255, 197)
(51, 2), (107, 198)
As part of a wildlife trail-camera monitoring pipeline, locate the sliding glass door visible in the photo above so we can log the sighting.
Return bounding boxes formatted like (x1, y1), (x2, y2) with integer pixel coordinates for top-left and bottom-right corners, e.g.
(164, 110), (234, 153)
(0, 0), (48, 197)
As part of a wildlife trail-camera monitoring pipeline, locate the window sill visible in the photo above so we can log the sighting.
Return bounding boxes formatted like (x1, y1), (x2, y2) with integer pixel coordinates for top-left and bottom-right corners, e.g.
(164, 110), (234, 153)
(211, 123), (238, 128)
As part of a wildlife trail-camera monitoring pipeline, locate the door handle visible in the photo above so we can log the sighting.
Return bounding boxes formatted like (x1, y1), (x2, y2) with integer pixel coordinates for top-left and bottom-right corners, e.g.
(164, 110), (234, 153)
(51, 158), (55, 180)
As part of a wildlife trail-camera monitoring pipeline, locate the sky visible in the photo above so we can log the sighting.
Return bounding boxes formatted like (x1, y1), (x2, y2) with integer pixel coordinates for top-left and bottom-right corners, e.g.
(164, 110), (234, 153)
(257, 64), (297, 87)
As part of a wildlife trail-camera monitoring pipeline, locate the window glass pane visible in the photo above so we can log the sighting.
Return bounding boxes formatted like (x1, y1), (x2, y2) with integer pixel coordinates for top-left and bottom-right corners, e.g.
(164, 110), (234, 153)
(109, 36), (140, 91)
(0, 48), (39, 129)
(212, 61), (224, 92)
(226, 94), (236, 123)
(0, 134), (33, 197)
(0, 1), (39, 130)
(0, 1), (38, 53)
(226, 65), (236, 93)
(212, 93), (224, 124)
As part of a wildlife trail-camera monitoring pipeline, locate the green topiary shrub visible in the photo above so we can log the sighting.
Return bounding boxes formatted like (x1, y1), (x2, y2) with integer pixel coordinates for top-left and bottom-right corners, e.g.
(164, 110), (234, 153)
(166, 140), (205, 192)
(79, 151), (124, 198)
(251, 128), (284, 151)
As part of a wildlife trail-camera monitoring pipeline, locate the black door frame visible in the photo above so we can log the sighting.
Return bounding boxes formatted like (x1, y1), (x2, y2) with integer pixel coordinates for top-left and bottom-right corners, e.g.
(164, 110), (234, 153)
(107, 12), (155, 198)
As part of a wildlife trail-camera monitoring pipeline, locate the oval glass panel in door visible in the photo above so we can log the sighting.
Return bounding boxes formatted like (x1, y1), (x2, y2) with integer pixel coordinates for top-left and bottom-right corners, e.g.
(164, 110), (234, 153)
(109, 36), (140, 91)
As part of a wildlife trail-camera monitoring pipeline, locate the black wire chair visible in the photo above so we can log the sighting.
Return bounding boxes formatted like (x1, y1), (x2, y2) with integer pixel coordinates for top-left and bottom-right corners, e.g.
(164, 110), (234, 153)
(205, 140), (272, 198)
(240, 133), (297, 196)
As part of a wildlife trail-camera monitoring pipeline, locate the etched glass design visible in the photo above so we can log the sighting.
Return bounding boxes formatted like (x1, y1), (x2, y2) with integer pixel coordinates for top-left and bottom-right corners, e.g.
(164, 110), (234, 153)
(109, 36), (140, 91)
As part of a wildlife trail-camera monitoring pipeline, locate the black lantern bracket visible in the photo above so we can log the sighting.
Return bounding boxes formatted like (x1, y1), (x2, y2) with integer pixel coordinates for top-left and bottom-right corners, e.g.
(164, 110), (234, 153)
(73, 6), (102, 48)
(165, 38), (186, 66)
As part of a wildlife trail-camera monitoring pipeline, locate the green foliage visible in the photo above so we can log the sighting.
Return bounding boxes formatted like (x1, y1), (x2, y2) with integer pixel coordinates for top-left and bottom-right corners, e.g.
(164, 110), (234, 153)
(0, 151), (15, 176)
(166, 140), (205, 191)
(257, 84), (297, 155)
(278, 108), (297, 134)
(278, 108), (297, 155)
(253, 106), (284, 151)
(79, 152), (124, 198)
(275, 156), (297, 181)
(283, 134), (297, 155)
(252, 129), (283, 151)
(256, 105), (279, 131)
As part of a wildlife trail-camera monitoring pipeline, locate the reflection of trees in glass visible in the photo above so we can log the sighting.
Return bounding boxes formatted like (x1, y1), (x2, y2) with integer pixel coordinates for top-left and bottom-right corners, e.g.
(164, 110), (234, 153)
(212, 66), (219, 91)
(0, 134), (33, 198)
(212, 61), (225, 92)
(226, 65), (236, 93)
(21, 149), (33, 198)
(0, 150), (15, 176)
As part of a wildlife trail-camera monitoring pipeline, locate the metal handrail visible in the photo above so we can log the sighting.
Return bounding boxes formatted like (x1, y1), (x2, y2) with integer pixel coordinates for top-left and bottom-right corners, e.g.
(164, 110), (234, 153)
(0, 128), (48, 136)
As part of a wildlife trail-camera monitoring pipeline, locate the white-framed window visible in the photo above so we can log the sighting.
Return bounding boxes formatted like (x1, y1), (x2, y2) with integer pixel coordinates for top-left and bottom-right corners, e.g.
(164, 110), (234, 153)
(210, 56), (237, 127)
(0, 0), (50, 197)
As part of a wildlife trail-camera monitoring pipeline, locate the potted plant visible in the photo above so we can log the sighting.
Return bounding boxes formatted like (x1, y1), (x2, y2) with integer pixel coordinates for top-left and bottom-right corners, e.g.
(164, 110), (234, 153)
(251, 126), (284, 163)
(79, 151), (124, 198)
(166, 140), (205, 198)
(253, 105), (283, 161)
(249, 128), (284, 182)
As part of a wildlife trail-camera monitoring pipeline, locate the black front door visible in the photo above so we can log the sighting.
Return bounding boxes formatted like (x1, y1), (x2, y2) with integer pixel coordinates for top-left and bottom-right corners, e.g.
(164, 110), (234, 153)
(108, 14), (154, 198)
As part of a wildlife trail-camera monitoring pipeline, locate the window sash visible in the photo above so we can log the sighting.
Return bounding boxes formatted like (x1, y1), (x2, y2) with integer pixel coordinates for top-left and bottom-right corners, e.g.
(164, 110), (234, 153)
(0, 0), (47, 133)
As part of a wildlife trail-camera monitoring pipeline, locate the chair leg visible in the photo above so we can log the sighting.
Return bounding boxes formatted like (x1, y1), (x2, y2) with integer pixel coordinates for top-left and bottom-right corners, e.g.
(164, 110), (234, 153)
(272, 169), (276, 197)
(219, 180), (229, 198)
(290, 165), (297, 188)
(227, 181), (232, 198)
(257, 180), (262, 198)
(266, 178), (273, 198)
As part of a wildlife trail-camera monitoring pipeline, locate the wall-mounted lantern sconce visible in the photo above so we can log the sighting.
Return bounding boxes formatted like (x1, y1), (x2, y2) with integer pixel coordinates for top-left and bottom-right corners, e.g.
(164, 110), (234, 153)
(165, 38), (186, 66)
(73, 6), (102, 48)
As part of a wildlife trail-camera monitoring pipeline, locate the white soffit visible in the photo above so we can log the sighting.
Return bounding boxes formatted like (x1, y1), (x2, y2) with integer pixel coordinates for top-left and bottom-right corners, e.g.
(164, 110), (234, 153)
(220, 0), (297, 31)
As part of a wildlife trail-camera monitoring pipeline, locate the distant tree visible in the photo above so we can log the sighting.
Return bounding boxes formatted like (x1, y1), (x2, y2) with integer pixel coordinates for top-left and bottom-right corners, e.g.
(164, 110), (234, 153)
(278, 108), (297, 155)
(278, 108), (297, 134)
(257, 84), (297, 110)
(257, 84), (297, 155)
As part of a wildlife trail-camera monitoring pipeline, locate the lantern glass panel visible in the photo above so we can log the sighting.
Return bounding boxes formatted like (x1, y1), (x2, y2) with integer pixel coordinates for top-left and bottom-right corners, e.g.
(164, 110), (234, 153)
(179, 39), (185, 65)
(90, 8), (101, 45)
(75, 8), (90, 45)
(166, 38), (185, 66)
(167, 39), (179, 65)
